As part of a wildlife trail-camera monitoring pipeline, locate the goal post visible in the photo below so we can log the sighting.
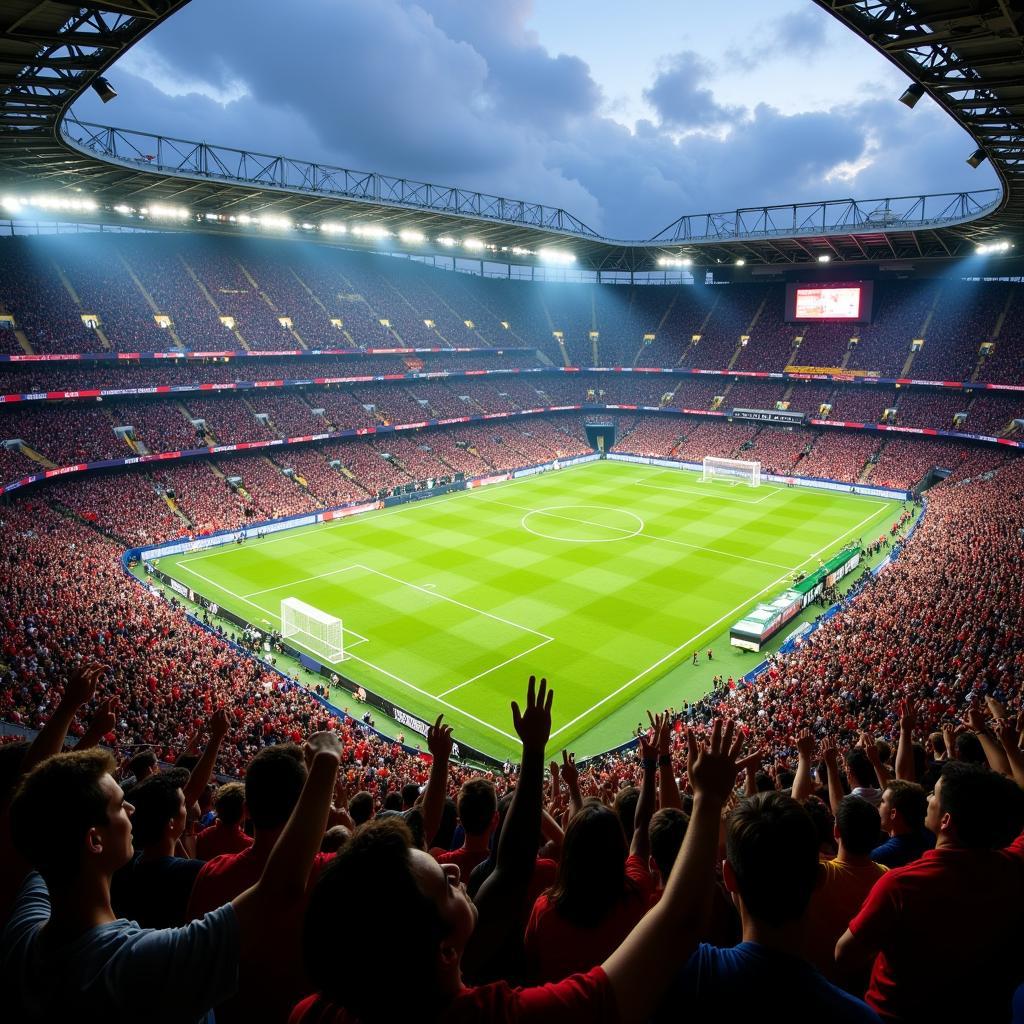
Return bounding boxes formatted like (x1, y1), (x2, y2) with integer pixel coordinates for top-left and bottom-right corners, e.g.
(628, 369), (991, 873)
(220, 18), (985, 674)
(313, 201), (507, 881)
(280, 597), (345, 662)
(701, 456), (762, 487)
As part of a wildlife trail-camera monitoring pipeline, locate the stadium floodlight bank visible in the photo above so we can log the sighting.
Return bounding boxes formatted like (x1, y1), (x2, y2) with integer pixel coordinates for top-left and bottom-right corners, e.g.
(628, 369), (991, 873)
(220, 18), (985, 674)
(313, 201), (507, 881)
(281, 597), (345, 662)
(701, 456), (761, 487)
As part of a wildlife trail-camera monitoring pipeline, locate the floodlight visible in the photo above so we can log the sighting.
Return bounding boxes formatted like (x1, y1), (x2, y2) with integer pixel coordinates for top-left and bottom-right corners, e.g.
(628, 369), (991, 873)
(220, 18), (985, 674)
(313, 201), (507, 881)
(437, 236), (456, 246)
(320, 222), (347, 234)
(818, 254), (831, 263)
(143, 203), (190, 220)
(352, 224), (390, 239)
(256, 214), (292, 230)
(91, 76), (117, 103)
(735, 258), (746, 266)
(463, 238), (485, 251)
(899, 83), (925, 109)
(976, 240), (1012, 255)
(113, 204), (134, 215)
(399, 228), (426, 244)
(966, 148), (987, 168)
(1, 196), (22, 213)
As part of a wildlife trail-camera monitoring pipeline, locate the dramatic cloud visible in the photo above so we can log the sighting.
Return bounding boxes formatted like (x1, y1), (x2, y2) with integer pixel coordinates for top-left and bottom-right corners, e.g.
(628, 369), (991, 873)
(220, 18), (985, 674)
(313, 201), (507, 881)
(68, 0), (999, 239)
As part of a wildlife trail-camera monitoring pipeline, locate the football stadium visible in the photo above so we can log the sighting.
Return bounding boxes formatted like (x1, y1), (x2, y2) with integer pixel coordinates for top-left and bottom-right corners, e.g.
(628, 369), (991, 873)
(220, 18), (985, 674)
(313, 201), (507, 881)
(1, 2), (1023, 1022)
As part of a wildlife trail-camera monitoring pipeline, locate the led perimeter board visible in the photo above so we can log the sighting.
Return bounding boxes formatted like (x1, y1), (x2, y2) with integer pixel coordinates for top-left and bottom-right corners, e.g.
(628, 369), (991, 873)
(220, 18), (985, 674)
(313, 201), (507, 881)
(785, 281), (874, 323)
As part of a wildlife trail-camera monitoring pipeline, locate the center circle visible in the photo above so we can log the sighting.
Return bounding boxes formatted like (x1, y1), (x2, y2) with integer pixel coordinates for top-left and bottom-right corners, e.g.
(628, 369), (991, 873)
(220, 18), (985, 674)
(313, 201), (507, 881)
(520, 504), (644, 543)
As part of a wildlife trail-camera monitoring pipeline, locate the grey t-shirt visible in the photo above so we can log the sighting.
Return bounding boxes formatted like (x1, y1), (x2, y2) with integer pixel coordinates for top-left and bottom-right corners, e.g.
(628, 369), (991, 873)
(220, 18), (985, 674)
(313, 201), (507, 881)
(1, 873), (239, 1023)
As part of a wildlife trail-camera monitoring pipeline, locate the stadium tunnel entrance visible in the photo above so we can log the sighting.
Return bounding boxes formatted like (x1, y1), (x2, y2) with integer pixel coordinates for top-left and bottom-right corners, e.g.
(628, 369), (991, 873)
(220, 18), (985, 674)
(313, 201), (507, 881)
(585, 421), (616, 454)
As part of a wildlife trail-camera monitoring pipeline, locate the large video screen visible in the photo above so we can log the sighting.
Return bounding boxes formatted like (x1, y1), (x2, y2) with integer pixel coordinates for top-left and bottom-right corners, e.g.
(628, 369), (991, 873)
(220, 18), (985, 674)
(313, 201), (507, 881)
(785, 281), (873, 323)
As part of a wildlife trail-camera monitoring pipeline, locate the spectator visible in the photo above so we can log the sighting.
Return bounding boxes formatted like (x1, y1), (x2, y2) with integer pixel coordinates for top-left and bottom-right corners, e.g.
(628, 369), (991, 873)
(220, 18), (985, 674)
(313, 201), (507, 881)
(837, 762), (1024, 1022)
(195, 782), (252, 861)
(665, 792), (880, 1022)
(803, 795), (888, 985)
(870, 781), (934, 869)
(1, 729), (343, 1022)
(434, 778), (497, 878)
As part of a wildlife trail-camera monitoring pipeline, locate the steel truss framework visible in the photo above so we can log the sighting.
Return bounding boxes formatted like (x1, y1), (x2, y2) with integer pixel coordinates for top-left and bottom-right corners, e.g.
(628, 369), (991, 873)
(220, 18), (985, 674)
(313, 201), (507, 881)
(0, 1), (1021, 273)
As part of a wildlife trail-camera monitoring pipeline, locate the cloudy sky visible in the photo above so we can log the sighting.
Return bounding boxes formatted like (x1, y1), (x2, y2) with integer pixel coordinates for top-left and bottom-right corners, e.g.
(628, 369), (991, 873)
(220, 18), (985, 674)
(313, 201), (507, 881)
(70, 0), (999, 239)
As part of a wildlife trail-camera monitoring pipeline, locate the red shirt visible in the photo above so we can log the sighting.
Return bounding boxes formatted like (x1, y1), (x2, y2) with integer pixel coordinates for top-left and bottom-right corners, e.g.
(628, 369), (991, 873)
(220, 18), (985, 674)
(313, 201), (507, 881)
(187, 844), (335, 1024)
(848, 845), (1024, 1022)
(289, 966), (615, 1023)
(195, 820), (253, 862)
(524, 855), (654, 984)
(435, 844), (491, 879)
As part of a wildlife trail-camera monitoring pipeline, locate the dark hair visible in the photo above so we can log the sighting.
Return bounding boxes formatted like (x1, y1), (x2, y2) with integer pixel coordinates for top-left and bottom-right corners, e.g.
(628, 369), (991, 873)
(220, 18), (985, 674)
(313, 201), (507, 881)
(349, 790), (374, 826)
(726, 792), (819, 927)
(613, 785), (639, 842)
(0, 740), (29, 807)
(754, 771), (775, 793)
(550, 803), (628, 927)
(383, 791), (403, 812)
(304, 819), (448, 1021)
(954, 732), (986, 765)
(802, 795), (838, 856)
(126, 749), (157, 780)
(649, 807), (689, 881)
(884, 780), (926, 830)
(401, 782), (420, 810)
(845, 749), (879, 790)
(938, 762), (1024, 849)
(10, 749), (117, 886)
(127, 767), (189, 849)
(431, 797), (458, 851)
(175, 754), (200, 775)
(213, 781), (246, 826)
(835, 795), (882, 856)
(321, 825), (350, 853)
(457, 778), (497, 837)
(244, 744), (306, 831)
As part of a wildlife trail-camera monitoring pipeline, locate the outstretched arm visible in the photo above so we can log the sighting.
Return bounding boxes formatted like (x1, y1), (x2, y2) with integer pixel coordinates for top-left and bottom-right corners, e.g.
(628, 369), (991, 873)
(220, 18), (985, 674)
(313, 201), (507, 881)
(821, 738), (845, 815)
(420, 715), (453, 848)
(964, 705), (1012, 778)
(603, 720), (757, 1024)
(860, 731), (891, 789)
(894, 699), (917, 781)
(465, 676), (552, 983)
(20, 664), (106, 778)
(76, 697), (117, 752)
(560, 748), (583, 817)
(182, 708), (231, 809)
(630, 722), (658, 862)
(652, 712), (682, 811)
(792, 729), (816, 803)
(994, 715), (1024, 790)
(232, 731), (341, 953)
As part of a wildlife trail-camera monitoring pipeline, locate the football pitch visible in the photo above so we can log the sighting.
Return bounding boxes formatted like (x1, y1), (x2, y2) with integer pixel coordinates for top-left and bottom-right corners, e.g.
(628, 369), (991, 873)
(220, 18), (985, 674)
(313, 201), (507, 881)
(157, 460), (903, 760)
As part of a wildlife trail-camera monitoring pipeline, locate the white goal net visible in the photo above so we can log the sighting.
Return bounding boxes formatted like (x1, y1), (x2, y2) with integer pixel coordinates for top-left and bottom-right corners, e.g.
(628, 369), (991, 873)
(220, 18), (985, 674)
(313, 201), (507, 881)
(281, 597), (345, 662)
(701, 456), (761, 487)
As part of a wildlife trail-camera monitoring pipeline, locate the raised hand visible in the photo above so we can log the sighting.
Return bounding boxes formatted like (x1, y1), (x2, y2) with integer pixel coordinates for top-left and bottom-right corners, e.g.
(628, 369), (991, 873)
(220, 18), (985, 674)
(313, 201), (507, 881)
(511, 675), (553, 752)
(820, 736), (840, 765)
(859, 731), (882, 763)
(994, 717), (1021, 753)
(91, 696), (117, 736)
(898, 698), (919, 734)
(208, 706), (231, 742)
(64, 662), (107, 708)
(304, 729), (344, 764)
(639, 720), (659, 763)
(647, 710), (670, 756)
(685, 719), (747, 805)
(426, 714), (454, 760)
(795, 728), (816, 759)
(560, 748), (580, 789)
(963, 703), (989, 735)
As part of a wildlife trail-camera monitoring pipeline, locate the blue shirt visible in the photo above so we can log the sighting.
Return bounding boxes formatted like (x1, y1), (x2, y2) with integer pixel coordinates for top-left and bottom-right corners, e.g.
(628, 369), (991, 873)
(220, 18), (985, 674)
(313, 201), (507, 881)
(664, 941), (881, 1023)
(1, 873), (239, 1024)
(870, 829), (935, 869)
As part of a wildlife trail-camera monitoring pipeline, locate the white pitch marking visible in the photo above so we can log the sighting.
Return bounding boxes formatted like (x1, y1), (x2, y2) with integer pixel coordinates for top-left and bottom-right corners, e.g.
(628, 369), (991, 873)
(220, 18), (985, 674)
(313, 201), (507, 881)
(549, 498), (893, 739)
(437, 636), (554, 698)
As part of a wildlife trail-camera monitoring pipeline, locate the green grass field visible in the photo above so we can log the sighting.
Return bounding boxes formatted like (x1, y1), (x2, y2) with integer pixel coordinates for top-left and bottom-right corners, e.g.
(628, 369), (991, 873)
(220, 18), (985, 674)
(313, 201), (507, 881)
(157, 460), (903, 760)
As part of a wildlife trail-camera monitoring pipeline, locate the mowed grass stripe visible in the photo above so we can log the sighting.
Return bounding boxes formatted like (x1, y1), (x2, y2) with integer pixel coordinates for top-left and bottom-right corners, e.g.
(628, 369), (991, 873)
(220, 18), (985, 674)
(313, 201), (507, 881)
(162, 461), (898, 758)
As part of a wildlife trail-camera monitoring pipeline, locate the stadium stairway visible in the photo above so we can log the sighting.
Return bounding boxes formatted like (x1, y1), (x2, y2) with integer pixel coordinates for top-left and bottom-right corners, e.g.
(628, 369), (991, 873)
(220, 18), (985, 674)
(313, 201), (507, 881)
(119, 253), (188, 351)
(18, 442), (56, 470)
(238, 262), (309, 351)
(971, 288), (1017, 382)
(52, 261), (113, 351)
(181, 258), (252, 352)
(161, 486), (192, 528)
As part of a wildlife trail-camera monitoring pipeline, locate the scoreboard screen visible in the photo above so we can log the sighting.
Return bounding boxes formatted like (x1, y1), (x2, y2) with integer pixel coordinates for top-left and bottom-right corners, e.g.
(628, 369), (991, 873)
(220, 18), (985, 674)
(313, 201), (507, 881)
(785, 281), (873, 323)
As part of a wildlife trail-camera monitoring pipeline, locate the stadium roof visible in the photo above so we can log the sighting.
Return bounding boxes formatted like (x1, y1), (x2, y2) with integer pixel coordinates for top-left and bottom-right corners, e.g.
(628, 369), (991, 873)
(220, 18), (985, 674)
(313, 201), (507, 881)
(0, 0), (1020, 273)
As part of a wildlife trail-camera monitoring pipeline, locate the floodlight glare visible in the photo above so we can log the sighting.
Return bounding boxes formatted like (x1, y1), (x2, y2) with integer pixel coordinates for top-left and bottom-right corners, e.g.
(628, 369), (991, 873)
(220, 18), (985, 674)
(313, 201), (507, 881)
(33, 195), (98, 213)
(1, 196), (22, 213)
(352, 224), (390, 239)
(463, 238), (485, 251)
(113, 204), (134, 215)
(976, 240), (1012, 255)
(899, 83), (925, 109)
(399, 228), (426, 244)
(256, 214), (293, 230)
(320, 222), (347, 235)
(143, 203), (190, 220)
(91, 76), (117, 103)
(735, 258), (746, 266)
(437, 236), (456, 246)
(966, 148), (987, 168)
(818, 254), (831, 263)
(539, 249), (575, 265)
